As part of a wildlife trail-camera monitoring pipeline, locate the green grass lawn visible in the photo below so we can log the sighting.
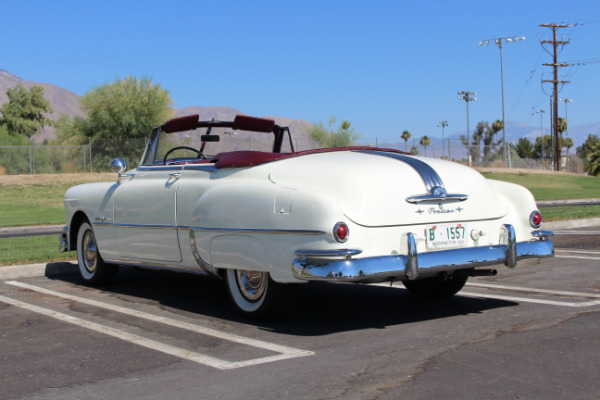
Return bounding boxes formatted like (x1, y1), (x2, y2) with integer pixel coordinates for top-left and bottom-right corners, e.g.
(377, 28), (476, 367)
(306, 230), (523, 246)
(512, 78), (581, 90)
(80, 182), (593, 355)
(0, 235), (75, 266)
(480, 172), (600, 200)
(0, 183), (73, 227)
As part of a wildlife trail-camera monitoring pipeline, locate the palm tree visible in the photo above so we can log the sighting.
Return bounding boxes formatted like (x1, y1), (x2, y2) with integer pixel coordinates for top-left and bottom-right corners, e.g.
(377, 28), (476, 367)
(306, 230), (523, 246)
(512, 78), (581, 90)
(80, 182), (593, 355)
(586, 146), (600, 176)
(419, 135), (431, 156)
(401, 130), (411, 152)
(557, 117), (567, 136)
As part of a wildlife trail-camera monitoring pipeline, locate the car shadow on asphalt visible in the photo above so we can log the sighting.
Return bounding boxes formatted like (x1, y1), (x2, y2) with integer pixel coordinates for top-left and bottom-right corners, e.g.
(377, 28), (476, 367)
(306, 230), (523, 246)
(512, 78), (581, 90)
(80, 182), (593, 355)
(49, 267), (518, 336)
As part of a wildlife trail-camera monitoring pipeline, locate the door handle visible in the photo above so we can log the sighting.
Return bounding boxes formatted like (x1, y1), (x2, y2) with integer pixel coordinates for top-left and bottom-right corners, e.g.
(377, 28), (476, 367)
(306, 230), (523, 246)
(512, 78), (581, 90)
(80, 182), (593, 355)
(169, 172), (181, 179)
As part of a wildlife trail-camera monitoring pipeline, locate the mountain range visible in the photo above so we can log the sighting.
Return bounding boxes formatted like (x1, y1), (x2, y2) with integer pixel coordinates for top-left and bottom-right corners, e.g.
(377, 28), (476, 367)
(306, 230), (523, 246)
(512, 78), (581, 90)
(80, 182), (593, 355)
(1, 68), (598, 150)
(0, 69), (317, 150)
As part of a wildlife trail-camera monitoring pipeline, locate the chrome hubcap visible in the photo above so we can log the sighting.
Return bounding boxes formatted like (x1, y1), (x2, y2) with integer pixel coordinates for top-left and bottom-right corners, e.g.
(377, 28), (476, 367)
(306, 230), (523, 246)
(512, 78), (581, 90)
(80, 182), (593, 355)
(235, 270), (267, 302)
(82, 230), (97, 273)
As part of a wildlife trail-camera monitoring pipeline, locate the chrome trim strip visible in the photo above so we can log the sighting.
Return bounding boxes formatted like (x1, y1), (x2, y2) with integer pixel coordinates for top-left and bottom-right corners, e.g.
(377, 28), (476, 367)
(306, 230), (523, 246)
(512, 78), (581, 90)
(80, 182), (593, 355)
(92, 222), (114, 227)
(136, 166), (184, 172)
(405, 192), (469, 204)
(295, 249), (363, 259)
(189, 230), (218, 277)
(112, 223), (177, 230)
(94, 223), (323, 235)
(356, 150), (468, 204)
(357, 150), (443, 192)
(183, 226), (325, 236)
(292, 225), (554, 284)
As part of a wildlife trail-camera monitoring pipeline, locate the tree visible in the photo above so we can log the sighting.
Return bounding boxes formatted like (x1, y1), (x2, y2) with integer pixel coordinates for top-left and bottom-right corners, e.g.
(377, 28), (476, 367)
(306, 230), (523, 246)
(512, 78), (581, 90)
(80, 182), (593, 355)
(533, 135), (553, 159)
(460, 122), (483, 162)
(419, 135), (431, 156)
(576, 134), (600, 160)
(307, 116), (360, 148)
(410, 145), (419, 155)
(515, 137), (533, 159)
(586, 147), (600, 176)
(557, 117), (567, 136)
(57, 76), (172, 170)
(0, 84), (53, 138)
(562, 136), (574, 158)
(401, 130), (411, 152)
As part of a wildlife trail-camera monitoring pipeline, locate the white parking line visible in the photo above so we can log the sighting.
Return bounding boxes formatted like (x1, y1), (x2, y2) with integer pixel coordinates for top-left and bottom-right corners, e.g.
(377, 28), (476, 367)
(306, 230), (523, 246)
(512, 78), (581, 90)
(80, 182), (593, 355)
(553, 230), (600, 235)
(459, 291), (600, 308)
(555, 249), (600, 261)
(556, 249), (600, 255)
(3, 281), (313, 369)
(374, 280), (600, 308)
(465, 282), (600, 299)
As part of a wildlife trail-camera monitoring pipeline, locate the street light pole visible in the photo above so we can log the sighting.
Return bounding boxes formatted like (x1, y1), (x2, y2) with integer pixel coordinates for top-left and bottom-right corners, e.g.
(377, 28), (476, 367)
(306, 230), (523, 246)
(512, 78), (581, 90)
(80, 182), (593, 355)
(479, 35), (525, 168)
(458, 91), (476, 165)
(559, 97), (572, 137)
(437, 121), (448, 158)
(536, 110), (545, 162)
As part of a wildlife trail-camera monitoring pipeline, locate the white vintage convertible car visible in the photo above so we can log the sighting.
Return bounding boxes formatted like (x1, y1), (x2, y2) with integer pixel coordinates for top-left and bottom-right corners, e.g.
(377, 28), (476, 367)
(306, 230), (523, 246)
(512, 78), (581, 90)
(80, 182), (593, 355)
(61, 114), (554, 319)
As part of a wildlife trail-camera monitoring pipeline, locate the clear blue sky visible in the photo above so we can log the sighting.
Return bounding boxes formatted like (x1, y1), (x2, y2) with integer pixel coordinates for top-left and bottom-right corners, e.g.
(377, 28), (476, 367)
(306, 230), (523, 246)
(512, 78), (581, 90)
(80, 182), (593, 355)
(1, 0), (599, 142)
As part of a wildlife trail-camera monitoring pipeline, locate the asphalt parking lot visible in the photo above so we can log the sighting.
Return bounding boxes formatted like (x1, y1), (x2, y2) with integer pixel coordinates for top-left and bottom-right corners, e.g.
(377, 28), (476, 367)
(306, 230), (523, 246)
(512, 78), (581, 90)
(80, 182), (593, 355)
(1, 227), (599, 400)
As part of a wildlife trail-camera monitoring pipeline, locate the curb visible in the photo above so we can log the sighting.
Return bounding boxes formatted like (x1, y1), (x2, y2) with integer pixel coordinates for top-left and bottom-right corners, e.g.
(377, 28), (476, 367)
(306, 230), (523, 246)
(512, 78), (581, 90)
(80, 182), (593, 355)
(543, 218), (600, 230)
(0, 261), (78, 281)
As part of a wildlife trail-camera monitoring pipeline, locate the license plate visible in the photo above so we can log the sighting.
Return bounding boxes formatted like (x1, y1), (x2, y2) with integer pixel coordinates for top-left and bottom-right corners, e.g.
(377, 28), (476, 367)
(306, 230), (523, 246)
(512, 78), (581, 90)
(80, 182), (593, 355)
(425, 223), (468, 249)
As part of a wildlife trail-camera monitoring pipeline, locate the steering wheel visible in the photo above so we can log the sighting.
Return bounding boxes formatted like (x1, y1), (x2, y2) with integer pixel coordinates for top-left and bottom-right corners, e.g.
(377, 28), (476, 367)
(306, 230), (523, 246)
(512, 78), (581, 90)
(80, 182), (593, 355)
(163, 146), (205, 165)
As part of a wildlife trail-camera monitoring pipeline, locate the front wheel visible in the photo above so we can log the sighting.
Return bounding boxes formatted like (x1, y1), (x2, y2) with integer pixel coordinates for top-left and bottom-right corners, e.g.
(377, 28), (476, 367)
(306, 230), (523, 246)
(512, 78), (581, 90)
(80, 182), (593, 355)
(402, 274), (468, 299)
(224, 269), (287, 320)
(76, 222), (118, 285)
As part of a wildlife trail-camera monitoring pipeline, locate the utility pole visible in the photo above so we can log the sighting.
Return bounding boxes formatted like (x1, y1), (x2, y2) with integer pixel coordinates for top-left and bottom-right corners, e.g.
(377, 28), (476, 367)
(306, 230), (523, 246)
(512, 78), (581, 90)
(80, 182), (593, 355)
(540, 23), (570, 171)
(535, 110), (545, 161)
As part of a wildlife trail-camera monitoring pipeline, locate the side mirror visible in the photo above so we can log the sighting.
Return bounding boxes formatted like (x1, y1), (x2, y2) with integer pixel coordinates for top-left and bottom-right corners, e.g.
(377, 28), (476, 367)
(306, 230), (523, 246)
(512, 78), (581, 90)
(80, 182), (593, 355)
(111, 158), (127, 175)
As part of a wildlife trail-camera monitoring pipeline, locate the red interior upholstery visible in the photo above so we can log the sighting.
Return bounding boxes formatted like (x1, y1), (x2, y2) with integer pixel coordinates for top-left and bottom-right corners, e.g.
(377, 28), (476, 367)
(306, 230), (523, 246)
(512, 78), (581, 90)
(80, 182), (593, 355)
(164, 114), (200, 133)
(232, 115), (276, 133)
(212, 147), (407, 169)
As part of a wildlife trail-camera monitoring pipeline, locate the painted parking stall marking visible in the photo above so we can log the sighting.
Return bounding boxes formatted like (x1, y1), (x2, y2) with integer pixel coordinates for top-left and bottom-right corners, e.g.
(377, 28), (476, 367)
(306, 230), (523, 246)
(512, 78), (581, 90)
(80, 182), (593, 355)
(1, 280), (313, 370)
(462, 282), (600, 308)
(555, 249), (600, 261)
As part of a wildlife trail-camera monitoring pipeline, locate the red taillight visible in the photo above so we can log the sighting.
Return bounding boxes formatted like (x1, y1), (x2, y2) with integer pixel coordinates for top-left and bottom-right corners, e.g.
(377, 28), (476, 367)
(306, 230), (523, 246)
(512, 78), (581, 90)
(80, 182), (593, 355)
(334, 222), (349, 243)
(530, 210), (543, 228)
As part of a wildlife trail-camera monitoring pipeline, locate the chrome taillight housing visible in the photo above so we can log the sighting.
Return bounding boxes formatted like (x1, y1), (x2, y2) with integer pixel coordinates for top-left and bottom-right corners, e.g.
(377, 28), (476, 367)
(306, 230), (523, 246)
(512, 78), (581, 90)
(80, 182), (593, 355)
(333, 222), (349, 243)
(530, 210), (543, 229)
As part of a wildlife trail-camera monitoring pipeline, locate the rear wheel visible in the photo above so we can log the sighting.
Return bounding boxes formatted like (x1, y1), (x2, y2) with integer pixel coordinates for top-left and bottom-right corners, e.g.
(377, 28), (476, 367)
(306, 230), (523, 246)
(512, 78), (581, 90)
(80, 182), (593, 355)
(224, 269), (287, 320)
(402, 274), (468, 299)
(76, 222), (118, 285)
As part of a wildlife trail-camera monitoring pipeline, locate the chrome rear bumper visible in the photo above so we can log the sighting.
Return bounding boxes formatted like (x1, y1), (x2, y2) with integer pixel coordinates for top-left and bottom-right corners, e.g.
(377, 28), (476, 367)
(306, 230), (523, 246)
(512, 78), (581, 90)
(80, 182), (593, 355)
(292, 224), (554, 284)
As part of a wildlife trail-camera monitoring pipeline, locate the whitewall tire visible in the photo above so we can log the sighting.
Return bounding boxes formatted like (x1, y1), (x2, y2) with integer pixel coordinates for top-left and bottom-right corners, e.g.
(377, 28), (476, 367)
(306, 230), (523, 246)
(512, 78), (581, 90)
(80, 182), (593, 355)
(225, 269), (287, 320)
(76, 222), (117, 285)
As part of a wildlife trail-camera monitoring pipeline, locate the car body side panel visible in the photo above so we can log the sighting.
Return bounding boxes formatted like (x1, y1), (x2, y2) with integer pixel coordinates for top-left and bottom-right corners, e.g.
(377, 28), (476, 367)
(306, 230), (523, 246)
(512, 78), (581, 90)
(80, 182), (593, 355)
(64, 182), (120, 260)
(113, 167), (182, 262)
(209, 235), (268, 272)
